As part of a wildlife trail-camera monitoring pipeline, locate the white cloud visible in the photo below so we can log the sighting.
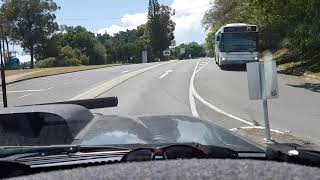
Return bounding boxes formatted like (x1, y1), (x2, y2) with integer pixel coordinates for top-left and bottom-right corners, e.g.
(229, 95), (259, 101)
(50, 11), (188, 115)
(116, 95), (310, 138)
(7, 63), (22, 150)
(121, 13), (148, 27)
(171, 0), (211, 44)
(97, 24), (137, 36)
(97, 13), (147, 36)
(97, 0), (211, 44)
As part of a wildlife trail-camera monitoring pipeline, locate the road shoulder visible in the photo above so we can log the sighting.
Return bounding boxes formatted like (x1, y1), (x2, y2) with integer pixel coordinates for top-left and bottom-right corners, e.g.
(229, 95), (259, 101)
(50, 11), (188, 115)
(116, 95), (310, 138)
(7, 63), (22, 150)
(1, 64), (122, 86)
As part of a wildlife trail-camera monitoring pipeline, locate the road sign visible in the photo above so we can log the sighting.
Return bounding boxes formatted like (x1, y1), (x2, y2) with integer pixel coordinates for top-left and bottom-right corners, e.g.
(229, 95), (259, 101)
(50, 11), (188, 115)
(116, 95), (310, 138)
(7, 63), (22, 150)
(163, 50), (170, 56)
(264, 61), (279, 99)
(247, 61), (279, 100)
(180, 48), (185, 55)
(142, 51), (148, 63)
(171, 40), (176, 47)
(247, 61), (279, 142)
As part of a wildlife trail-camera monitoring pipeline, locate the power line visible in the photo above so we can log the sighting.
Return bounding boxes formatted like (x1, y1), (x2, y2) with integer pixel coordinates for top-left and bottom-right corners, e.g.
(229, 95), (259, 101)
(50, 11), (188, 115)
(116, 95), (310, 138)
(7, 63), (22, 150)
(57, 17), (123, 21)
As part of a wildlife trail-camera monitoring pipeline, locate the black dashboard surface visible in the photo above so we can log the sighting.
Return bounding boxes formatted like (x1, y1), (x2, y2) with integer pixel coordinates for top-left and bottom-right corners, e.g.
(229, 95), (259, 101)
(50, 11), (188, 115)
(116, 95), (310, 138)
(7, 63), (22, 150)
(10, 159), (320, 180)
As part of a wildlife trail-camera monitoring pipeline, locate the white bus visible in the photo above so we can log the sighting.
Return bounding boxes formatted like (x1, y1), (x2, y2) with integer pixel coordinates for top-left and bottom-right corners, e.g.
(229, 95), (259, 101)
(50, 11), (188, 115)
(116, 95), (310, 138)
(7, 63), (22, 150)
(215, 23), (259, 68)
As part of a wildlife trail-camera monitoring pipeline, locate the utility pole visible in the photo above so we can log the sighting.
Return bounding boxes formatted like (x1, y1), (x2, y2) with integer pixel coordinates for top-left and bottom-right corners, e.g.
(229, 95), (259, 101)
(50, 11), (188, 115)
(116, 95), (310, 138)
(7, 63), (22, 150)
(0, 25), (8, 108)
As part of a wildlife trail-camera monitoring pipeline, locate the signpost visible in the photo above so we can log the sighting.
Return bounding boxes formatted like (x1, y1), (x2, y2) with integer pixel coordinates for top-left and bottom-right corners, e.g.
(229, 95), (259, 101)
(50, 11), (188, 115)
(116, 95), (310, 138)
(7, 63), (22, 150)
(247, 61), (279, 142)
(0, 25), (7, 108)
(163, 50), (170, 56)
(142, 51), (148, 63)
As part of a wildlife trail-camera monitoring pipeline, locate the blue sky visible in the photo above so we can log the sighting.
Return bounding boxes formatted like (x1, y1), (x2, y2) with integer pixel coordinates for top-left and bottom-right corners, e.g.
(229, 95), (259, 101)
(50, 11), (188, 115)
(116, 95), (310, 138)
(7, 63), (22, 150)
(16, 0), (210, 62)
(55, 0), (172, 32)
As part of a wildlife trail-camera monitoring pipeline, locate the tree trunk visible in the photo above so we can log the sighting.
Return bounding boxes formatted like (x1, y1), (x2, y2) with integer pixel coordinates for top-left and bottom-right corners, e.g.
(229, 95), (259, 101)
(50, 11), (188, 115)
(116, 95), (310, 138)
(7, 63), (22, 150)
(5, 38), (9, 64)
(30, 45), (34, 69)
(5, 37), (11, 61)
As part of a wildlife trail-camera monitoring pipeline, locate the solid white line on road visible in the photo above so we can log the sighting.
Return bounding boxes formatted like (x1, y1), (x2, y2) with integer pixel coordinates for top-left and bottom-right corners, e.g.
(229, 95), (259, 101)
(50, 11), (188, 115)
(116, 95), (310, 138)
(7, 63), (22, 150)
(192, 88), (254, 126)
(196, 61), (211, 73)
(191, 59), (253, 125)
(190, 59), (284, 133)
(189, 61), (200, 117)
(190, 59), (253, 125)
(122, 70), (130, 73)
(17, 93), (33, 99)
(0, 87), (53, 94)
(159, 70), (173, 79)
(71, 61), (173, 100)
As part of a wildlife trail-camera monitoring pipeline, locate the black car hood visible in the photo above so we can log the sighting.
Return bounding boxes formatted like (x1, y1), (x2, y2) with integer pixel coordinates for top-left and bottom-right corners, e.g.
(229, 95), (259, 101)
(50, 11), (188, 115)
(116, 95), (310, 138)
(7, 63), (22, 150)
(0, 105), (264, 152)
(77, 115), (264, 152)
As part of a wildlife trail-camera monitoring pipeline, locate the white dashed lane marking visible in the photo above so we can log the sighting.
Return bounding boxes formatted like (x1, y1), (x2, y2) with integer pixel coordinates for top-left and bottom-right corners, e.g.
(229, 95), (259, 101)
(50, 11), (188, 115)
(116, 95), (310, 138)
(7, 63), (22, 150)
(17, 93), (33, 99)
(159, 70), (173, 79)
(0, 87), (53, 94)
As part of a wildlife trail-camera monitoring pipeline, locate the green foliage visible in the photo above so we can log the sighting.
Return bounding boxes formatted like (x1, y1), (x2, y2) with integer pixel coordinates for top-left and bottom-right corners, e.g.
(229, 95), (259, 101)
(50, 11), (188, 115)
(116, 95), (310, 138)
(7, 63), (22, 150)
(57, 26), (108, 65)
(60, 45), (75, 59)
(91, 43), (107, 65)
(205, 31), (215, 57)
(1, 0), (177, 67)
(202, 0), (241, 30)
(0, 0), (59, 68)
(79, 54), (89, 65)
(36, 26), (108, 65)
(35, 37), (60, 60)
(147, 1), (175, 60)
(36, 57), (56, 68)
(171, 42), (206, 60)
(36, 56), (81, 68)
(97, 25), (151, 64)
(36, 45), (88, 67)
(202, 0), (320, 51)
(20, 61), (31, 69)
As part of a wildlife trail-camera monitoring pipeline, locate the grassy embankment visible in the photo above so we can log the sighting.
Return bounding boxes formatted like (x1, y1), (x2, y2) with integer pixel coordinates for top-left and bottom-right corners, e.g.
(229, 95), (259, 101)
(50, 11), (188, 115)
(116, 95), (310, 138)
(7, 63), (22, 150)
(4, 64), (120, 83)
(273, 49), (320, 77)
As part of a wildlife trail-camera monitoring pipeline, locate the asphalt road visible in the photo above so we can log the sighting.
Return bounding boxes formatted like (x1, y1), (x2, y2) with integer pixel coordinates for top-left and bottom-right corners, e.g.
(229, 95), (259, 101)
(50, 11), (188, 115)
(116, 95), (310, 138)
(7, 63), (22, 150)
(1, 59), (320, 144)
(1, 63), (158, 106)
(194, 59), (320, 143)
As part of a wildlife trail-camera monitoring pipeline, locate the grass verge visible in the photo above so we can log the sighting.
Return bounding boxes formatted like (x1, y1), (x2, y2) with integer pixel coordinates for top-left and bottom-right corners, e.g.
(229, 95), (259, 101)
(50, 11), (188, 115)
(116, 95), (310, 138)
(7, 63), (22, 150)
(3, 64), (121, 84)
(232, 127), (319, 149)
(274, 48), (320, 78)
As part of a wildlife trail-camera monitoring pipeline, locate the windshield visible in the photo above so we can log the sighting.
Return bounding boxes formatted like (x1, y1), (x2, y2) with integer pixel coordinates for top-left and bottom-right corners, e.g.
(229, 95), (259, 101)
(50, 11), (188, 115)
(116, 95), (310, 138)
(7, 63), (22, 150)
(221, 33), (258, 52)
(0, 0), (319, 157)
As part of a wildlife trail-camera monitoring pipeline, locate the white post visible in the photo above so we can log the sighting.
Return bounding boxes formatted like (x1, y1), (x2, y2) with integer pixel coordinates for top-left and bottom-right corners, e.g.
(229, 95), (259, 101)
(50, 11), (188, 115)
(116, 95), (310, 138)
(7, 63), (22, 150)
(259, 62), (272, 142)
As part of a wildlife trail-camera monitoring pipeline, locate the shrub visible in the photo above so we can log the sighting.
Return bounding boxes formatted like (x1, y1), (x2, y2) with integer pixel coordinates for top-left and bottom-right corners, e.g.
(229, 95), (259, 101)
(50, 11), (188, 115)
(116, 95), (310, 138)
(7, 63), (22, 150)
(36, 57), (56, 68)
(36, 57), (81, 68)
(79, 54), (90, 65)
(64, 58), (81, 66)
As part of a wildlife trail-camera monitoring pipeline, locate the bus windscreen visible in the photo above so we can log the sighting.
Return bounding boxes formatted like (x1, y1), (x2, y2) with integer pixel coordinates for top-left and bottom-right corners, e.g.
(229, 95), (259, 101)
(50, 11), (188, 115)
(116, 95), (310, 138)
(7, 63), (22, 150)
(222, 33), (258, 52)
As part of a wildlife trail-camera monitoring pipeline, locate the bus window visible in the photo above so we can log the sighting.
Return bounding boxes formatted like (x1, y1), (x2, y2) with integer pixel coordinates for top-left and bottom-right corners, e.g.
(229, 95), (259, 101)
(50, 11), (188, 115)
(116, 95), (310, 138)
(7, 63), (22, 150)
(221, 32), (258, 52)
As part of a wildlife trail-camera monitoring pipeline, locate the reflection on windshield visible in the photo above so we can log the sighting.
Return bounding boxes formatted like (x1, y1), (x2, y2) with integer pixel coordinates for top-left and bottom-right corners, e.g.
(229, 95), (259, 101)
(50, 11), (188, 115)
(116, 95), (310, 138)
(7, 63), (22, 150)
(81, 131), (146, 145)
(222, 33), (257, 52)
(176, 120), (215, 145)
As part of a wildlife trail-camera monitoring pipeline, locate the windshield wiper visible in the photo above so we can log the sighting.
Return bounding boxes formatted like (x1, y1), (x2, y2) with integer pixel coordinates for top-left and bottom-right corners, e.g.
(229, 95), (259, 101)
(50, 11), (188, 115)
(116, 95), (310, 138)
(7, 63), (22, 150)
(0, 145), (130, 160)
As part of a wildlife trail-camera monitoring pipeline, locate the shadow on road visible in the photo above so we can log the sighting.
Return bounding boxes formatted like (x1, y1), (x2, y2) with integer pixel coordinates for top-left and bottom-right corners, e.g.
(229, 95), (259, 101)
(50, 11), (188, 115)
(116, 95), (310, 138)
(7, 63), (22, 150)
(220, 65), (247, 72)
(278, 69), (304, 76)
(287, 83), (320, 93)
